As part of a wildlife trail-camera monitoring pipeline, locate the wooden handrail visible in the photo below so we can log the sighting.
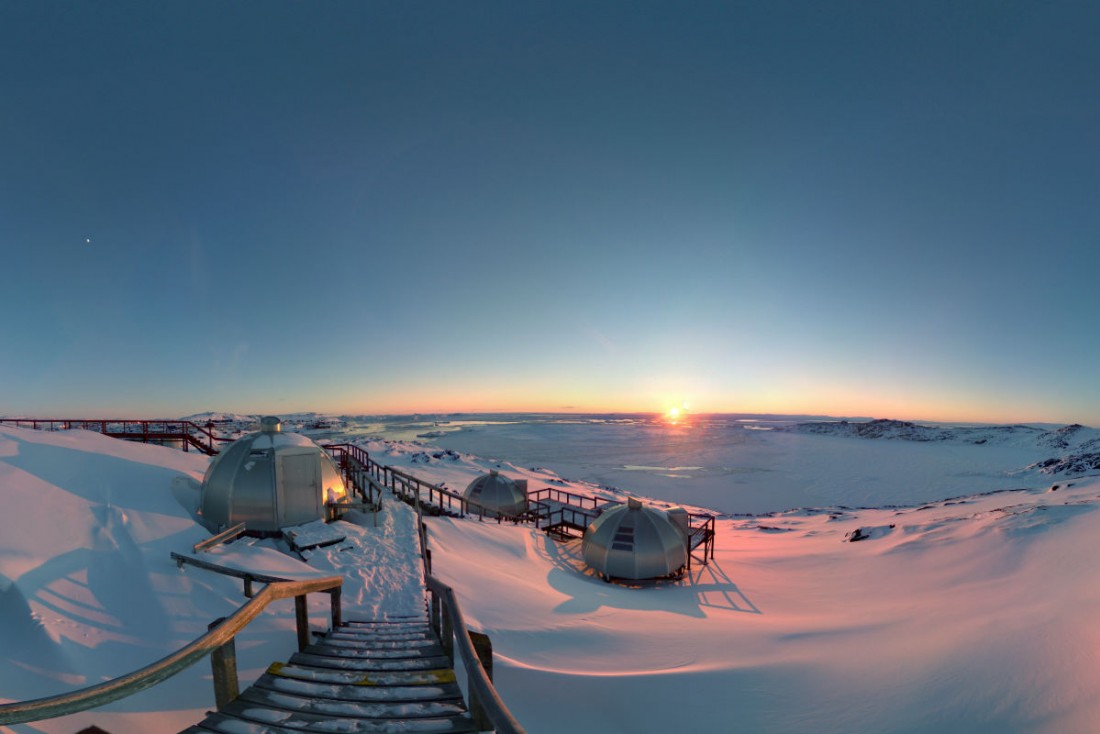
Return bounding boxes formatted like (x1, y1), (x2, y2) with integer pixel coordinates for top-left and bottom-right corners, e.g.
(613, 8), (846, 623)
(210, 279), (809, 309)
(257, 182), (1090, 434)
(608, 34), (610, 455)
(0, 574), (342, 726)
(322, 443), (384, 507)
(527, 486), (607, 511)
(426, 576), (527, 734)
(384, 464), (532, 522)
(193, 522), (247, 553)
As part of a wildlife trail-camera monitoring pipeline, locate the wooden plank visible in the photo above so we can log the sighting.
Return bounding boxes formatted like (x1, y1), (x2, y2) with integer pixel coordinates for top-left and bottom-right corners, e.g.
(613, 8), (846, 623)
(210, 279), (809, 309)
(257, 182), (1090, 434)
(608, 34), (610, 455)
(301, 645), (449, 662)
(290, 651), (454, 672)
(316, 636), (438, 650)
(304, 647), (448, 662)
(253, 674), (465, 705)
(268, 662), (457, 686)
(214, 699), (477, 734)
(237, 686), (468, 718)
(325, 629), (431, 642)
(194, 523), (246, 553)
(180, 714), (302, 733)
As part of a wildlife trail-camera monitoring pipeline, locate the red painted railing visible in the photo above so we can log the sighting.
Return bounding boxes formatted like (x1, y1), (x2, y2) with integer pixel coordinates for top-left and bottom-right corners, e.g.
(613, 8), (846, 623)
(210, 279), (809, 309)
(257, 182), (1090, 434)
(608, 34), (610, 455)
(0, 418), (232, 455)
(322, 443), (385, 507)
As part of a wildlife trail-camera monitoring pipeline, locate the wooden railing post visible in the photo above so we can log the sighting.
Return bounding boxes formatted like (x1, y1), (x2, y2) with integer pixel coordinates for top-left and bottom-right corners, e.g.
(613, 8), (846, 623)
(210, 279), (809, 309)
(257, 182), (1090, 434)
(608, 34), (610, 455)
(440, 598), (454, 664)
(208, 618), (239, 710)
(330, 587), (342, 628)
(294, 595), (309, 652)
(467, 631), (493, 731)
(430, 590), (441, 637)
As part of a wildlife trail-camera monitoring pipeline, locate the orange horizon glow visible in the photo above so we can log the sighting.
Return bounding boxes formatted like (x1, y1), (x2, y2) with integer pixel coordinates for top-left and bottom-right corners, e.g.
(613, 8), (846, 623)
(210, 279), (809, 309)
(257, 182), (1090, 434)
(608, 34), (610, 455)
(88, 401), (1092, 427)
(102, 382), (1091, 427)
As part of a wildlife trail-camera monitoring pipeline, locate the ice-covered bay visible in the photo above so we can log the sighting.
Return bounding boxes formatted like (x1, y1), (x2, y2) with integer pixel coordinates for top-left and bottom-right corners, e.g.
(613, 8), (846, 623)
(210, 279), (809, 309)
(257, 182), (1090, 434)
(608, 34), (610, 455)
(407, 418), (1053, 514)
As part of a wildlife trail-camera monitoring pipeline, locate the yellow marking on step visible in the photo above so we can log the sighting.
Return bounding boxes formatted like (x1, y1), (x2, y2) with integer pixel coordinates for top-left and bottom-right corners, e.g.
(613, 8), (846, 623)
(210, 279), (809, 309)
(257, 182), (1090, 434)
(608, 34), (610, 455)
(267, 663), (456, 686)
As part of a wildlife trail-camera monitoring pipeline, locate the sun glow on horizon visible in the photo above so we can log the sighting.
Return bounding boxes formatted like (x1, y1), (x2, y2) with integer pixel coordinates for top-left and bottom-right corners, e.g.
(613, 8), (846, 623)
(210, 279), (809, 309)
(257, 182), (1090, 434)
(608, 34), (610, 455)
(662, 404), (691, 425)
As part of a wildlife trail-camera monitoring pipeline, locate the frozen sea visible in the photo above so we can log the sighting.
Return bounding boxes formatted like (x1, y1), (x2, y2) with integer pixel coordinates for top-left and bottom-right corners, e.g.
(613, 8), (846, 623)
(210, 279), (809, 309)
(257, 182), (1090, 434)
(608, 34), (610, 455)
(330, 413), (1055, 515)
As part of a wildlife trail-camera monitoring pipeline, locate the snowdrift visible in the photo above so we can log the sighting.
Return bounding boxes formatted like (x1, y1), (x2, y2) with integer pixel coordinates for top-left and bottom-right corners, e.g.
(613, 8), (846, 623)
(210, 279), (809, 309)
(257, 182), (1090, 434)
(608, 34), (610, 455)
(3, 424), (1100, 733)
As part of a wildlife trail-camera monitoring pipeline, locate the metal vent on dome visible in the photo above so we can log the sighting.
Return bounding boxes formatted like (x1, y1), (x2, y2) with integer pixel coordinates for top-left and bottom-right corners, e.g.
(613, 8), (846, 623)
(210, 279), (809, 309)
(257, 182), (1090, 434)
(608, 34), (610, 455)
(259, 416), (281, 433)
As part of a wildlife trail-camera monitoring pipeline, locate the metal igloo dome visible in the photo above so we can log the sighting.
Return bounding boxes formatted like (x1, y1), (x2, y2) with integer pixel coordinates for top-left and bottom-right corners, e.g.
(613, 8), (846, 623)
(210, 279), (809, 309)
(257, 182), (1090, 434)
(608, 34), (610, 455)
(199, 416), (348, 535)
(463, 470), (528, 517)
(582, 498), (689, 580)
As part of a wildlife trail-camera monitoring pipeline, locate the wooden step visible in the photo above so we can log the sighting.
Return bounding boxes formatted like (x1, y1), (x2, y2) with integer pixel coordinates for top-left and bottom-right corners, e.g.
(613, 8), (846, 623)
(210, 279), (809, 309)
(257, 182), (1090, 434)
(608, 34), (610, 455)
(291, 651), (454, 672)
(317, 635), (439, 650)
(268, 661), (458, 686)
(236, 685), (468, 718)
(341, 619), (430, 630)
(256, 672), (465, 704)
(302, 643), (448, 662)
(185, 708), (477, 733)
(185, 617), (474, 734)
(324, 629), (432, 642)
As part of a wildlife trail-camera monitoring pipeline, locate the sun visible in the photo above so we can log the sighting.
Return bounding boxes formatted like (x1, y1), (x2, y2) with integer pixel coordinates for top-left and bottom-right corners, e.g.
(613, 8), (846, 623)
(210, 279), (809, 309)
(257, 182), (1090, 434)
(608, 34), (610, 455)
(663, 405), (688, 425)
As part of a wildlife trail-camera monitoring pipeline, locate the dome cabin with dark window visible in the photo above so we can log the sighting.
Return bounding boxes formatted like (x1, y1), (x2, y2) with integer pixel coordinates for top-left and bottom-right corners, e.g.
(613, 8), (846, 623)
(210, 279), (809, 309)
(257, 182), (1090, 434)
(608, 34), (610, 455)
(463, 470), (528, 518)
(582, 497), (689, 581)
(199, 416), (348, 536)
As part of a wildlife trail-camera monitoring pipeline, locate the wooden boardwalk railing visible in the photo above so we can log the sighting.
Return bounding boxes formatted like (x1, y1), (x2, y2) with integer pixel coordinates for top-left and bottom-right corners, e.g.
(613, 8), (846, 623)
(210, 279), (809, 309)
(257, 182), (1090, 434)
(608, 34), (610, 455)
(323, 442), (385, 508)
(427, 576), (527, 734)
(355, 448), (718, 568)
(0, 574), (343, 725)
(361, 454), (532, 523)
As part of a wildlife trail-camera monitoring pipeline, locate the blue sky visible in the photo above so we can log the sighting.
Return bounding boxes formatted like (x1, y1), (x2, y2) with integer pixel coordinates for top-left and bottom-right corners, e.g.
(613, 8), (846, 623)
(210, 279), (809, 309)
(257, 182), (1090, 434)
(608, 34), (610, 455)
(2, 1), (1099, 423)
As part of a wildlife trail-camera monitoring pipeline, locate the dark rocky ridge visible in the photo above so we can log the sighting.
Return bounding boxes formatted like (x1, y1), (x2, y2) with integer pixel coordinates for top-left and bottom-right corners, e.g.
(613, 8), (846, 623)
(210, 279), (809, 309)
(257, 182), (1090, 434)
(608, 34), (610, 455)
(783, 419), (1100, 477)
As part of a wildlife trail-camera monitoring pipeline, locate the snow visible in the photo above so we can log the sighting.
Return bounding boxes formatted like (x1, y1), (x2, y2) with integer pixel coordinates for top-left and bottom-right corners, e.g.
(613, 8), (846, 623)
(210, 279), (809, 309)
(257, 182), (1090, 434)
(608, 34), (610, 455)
(248, 432), (318, 450)
(0, 425), (424, 732)
(418, 416), (1072, 514)
(2, 420), (1100, 733)
(422, 484), (1100, 732)
(299, 507), (427, 621)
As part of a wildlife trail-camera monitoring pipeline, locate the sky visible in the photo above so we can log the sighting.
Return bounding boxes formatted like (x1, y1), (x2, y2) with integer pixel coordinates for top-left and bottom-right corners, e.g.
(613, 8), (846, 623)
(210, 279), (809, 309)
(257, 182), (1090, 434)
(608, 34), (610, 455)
(2, 1), (1099, 424)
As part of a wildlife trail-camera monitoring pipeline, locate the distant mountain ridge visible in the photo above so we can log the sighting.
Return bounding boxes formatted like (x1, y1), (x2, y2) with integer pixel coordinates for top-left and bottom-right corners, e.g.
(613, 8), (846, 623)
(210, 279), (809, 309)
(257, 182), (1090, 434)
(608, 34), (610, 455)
(784, 418), (1100, 476)
(784, 418), (1047, 443)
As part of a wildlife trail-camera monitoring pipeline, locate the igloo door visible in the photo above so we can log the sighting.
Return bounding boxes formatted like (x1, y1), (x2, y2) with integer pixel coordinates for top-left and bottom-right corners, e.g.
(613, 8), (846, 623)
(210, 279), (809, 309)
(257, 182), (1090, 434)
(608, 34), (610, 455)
(277, 451), (322, 528)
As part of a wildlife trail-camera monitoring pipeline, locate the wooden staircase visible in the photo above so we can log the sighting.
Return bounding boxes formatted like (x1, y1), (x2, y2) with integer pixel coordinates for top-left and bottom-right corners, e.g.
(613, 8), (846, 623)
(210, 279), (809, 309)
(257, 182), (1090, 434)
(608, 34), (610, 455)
(183, 616), (478, 733)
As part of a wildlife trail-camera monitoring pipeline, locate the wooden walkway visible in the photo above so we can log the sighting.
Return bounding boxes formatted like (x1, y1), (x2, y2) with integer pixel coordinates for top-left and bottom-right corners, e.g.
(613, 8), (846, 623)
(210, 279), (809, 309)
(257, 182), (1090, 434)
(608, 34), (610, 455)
(183, 617), (477, 733)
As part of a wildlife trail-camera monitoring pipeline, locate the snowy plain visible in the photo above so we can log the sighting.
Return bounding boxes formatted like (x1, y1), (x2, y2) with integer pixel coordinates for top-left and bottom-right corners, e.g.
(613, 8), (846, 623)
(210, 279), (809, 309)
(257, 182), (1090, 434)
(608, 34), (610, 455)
(1, 415), (1099, 733)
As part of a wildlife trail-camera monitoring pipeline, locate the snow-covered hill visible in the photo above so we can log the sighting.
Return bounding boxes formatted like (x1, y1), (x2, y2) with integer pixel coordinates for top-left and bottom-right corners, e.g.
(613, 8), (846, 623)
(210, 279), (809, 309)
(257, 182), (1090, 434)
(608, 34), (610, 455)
(5, 424), (1100, 733)
(783, 418), (1100, 478)
(391, 449), (1100, 734)
(786, 418), (1049, 445)
(0, 426), (424, 733)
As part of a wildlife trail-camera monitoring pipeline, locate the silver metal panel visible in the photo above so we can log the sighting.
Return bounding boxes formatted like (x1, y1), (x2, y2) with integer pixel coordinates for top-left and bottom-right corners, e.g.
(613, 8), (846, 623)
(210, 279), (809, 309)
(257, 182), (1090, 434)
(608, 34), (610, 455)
(582, 499), (688, 580)
(666, 507), (690, 540)
(198, 419), (348, 535)
(463, 472), (528, 516)
(278, 452), (320, 528)
(229, 448), (276, 531)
